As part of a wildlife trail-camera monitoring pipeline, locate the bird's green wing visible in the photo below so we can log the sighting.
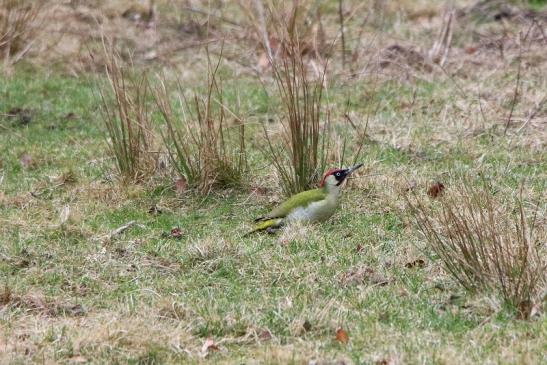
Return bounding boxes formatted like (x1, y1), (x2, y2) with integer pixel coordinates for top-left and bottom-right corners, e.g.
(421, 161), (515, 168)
(263, 188), (327, 219)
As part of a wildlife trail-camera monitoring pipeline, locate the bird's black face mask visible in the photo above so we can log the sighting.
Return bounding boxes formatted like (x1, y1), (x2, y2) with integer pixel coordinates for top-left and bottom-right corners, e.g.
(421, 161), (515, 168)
(333, 169), (349, 186)
(333, 163), (363, 186)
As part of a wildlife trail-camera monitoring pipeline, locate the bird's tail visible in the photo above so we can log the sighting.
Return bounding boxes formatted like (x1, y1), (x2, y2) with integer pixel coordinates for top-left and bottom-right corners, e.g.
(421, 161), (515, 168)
(243, 218), (284, 237)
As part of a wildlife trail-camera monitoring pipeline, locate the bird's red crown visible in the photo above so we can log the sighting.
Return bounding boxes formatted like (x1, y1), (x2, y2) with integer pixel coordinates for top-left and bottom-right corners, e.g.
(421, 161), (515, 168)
(319, 168), (343, 187)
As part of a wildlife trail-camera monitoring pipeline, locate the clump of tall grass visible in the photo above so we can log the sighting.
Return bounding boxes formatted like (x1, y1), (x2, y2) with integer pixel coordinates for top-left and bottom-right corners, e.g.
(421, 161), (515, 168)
(0, 0), (43, 67)
(407, 181), (545, 317)
(255, 2), (331, 196)
(152, 51), (247, 194)
(99, 47), (156, 182)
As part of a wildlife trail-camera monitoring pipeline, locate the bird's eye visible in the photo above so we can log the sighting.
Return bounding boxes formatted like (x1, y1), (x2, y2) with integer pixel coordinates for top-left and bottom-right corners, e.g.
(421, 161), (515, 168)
(335, 172), (341, 177)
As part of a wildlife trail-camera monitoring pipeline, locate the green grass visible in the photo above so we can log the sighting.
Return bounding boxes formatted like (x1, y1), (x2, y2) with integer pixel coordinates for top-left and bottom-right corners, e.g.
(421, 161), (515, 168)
(2, 0), (547, 358)
(1, 66), (545, 364)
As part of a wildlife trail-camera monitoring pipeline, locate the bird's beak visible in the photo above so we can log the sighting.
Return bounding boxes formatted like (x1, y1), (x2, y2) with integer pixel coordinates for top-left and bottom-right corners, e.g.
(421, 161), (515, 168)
(346, 163), (363, 175)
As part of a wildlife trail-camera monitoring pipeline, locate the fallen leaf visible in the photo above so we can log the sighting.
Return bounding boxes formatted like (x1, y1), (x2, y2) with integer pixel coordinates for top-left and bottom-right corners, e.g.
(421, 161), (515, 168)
(19, 153), (34, 169)
(335, 327), (349, 344)
(427, 182), (445, 198)
(161, 227), (184, 239)
(174, 177), (187, 194)
(517, 299), (533, 320)
(148, 205), (162, 215)
(405, 259), (425, 269)
(258, 328), (272, 341)
(171, 227), (183, 238)
(201, 337), (219, 356)
(340, 266), (390, 287)
(465, 46), (477, 54)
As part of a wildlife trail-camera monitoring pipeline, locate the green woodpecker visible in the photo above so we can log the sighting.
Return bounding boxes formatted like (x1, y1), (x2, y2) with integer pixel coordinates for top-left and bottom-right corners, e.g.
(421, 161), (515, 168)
(246, 163), (363, 235)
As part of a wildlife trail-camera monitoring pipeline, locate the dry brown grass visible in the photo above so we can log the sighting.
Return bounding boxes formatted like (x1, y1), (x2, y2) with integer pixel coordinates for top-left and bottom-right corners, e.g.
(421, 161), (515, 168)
(153, 50), (248, 194)
(2, 1), (547, 364)
(254, 1), (333, 196)
(0, 0), (44, 68)
(407, 181), (546, 317)
(99, 45), (156, 182)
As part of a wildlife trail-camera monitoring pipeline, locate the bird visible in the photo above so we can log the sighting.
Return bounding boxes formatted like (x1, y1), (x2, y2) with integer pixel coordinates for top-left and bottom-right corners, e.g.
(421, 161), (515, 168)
(245, 163), (363, 235)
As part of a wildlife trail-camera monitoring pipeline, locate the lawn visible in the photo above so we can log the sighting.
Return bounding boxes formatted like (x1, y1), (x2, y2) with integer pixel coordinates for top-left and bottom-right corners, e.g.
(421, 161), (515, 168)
(1, 1), (546, 364)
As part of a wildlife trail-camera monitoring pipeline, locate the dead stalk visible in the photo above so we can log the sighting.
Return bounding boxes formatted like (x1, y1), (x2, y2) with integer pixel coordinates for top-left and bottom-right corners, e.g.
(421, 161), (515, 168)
(407, 182), (545, 314)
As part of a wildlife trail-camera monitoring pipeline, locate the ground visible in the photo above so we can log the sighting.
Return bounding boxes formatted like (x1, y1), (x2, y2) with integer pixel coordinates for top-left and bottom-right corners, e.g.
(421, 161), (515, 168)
(1, 1), (546, 364)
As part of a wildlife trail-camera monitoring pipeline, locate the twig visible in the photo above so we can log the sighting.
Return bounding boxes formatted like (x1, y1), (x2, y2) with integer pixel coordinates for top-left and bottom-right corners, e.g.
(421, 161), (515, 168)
(428, 10), (454, 66)
(504, 23), (535, 135)
(516, 95), (547, 133)
(504, 43), (522, 136)
(338, 0), (346, 68)
(109, 221), (137, 238)
(253, 0), (273, 62)
(477, 88), (489, 130)
(182, 6), (240, 27)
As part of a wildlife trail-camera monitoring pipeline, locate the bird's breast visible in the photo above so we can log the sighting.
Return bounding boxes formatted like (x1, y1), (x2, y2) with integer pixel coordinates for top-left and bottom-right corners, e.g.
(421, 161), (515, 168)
(287, 197), (338, 223)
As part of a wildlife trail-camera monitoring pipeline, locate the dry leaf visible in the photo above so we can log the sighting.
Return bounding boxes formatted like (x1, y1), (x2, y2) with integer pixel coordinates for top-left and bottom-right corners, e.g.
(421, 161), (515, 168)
(148, 205), (162, 215)
(174, 177), (187, 194)
(465, 46), (477, 54)
(340, 266), (390, 287)
(162, 227), (183, 239)
(427, 182), (445, 198)
(405, 259), (425, 269)
(201, 337), (219, 356)
(19, 153), (34, 169)
(258, 328), (272, 341)
(517, 299), (533, 320)
(335, 327), (349, 344)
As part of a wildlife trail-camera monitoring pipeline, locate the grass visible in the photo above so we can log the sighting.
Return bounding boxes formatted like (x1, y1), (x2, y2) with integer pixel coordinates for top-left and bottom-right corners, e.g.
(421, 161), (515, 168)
(407, 180), (545, 316)
(153, 50), (248, 194)
(1, 1), (546, 364)
(1, 69), (545, 364)
(254, 0), (334, 197)
(100, 48), (156, 182)
(0, 0), (43, 68)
